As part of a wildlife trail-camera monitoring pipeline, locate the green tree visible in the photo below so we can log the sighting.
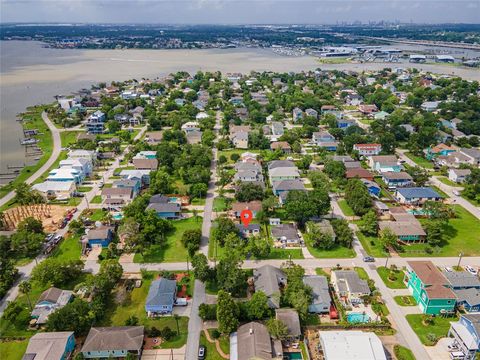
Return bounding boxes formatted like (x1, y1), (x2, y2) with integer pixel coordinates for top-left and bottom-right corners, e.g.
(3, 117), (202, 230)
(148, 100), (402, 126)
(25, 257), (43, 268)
(216, 290), (239, 334)
(380, 228), (398, 252)
(359, 210), (378, 236)
(285, 189), (330, 227)
(181, 229), (202, 256)
(17, 217), (44, 234)
(31, 258), (84, 287)
(425, 220), (444, 247)
(331, 219), (353, 248)
(46, 298), (93, 335)
(212, 216), (238, 247)
(19, 280), (32, 311)
(345, 178), (372, 216)
(266, 318), (288, 340)
(235, 183), (264, 202)
(323, 160), (346, 180)
(192, 253), (212, 282)
(189, 183), (208, 199)
(246, 291), (270, 320)
(216, 251), (244, 295)
(305, 222), (335, 250)
(106, 120), (121, 133)
(150, 170), (172, 195)
(10, 230), (44, 258)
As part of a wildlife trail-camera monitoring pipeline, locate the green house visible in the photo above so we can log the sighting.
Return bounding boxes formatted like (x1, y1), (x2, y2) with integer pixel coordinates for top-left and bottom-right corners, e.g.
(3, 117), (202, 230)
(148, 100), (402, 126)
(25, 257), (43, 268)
(405, 261), (456, 315)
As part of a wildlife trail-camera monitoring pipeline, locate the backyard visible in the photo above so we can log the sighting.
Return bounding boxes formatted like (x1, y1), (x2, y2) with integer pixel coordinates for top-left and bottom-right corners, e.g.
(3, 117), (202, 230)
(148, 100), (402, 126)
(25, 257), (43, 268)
(406, 314), (458, 346)
(134, 216), (202, 263)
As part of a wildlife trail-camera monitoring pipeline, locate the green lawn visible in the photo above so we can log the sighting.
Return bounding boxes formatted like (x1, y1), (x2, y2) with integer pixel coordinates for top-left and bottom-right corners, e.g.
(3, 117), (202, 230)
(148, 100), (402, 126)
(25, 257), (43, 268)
(404, 152), (433, 169)
(218, 149), (258, 164)
(394, 295), (417, 306)
(208, 329), (229, 355)
(431, 185), (449, 198)
(134, 217), (202, 263)
(91, 195), (102, 204)
(377, 266), (406, 289)
(0, 340), (29, 360)
(102, 273), (189, 348)
(50, 234), (82, 261)
(394, 345), (416, 360)
(213, 197), (229, 212)
(437, 177), (458, 187)
(337, 199), (355, 216)
(191, 198), (206, 206)
(305, 235), (356, 259)
(406, 314), (458, 346)
(356, 232), (387, 258)
(89, 209), (108, 222)
(78, 186), (93, 192)
(354, 267), (369, 281)
(265, 248), (304, 260)
(402, 205), (480, 257)
(200, 332), (225, 360)
(0, 106), (54, 199)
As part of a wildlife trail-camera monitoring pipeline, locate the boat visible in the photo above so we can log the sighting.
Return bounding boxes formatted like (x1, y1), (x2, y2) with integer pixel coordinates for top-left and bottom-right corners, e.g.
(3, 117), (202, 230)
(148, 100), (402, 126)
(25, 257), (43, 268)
(20, 138), (39, 145)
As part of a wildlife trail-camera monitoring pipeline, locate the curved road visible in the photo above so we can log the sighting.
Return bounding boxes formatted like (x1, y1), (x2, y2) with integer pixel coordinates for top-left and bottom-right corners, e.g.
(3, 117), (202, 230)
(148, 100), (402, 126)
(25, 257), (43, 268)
(0, 111), (61, 207)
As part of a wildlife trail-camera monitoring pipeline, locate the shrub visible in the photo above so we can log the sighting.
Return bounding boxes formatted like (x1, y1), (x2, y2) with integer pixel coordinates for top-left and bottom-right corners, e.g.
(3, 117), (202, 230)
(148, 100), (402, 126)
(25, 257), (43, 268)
(211, 329), (221, 339)
(199, 303), (217, 320)
(160, 326), (176, 341)
(148, 326), (161, 337)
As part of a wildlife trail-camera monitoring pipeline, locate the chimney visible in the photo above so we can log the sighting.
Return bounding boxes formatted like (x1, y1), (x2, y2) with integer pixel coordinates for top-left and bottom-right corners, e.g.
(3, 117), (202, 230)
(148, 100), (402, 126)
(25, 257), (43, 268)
(249, 328), (253, 335)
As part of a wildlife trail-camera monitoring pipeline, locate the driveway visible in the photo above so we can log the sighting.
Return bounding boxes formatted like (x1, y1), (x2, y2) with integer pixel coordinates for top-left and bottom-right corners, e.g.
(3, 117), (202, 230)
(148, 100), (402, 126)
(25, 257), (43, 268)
(142, 346), (186, 360)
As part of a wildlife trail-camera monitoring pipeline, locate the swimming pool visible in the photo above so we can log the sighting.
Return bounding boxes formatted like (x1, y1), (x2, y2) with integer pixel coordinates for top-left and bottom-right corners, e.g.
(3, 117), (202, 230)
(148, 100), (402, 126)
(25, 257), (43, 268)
(284, 352), (303, 360)
(347, 312), (370, 323)
(112, 213), (123, 220)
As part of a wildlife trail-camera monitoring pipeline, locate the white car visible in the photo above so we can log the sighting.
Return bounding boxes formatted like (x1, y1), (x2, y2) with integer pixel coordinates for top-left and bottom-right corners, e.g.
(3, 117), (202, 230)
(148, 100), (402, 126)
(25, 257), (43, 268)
(444, 267), (453, 272)
(465, 266), (478, 275)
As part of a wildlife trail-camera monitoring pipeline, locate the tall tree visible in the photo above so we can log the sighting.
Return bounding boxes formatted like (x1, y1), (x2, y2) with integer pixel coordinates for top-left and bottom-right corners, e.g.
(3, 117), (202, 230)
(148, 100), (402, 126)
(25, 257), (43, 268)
(216, 290), (239, 335)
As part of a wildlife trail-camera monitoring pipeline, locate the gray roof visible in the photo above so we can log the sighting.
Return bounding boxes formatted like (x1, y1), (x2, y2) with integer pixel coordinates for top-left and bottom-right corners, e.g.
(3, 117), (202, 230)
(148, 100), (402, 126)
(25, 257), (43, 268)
(344, 161), (362, 169)
(333, 270), (370, 294)
(268, 160), (296, 170)
(81, 326), (144, 353)
(460, 148), (480, 160)
(38, 287), (64, 304)
(275, 309), (301, 337)
(146, 278), (177, 308)
(269, 167), (300, 178)
(454, 288), (480, 307)
(149, 194), (170, 203)
(253, 265), (286, 308)
(147, 202), (181, 213)
(443, 271), (480, 288)
(382, 171), (413, 180)
(87, 226), (113, 240)
(396, 187), (442, 199)
(463, 314), (480, 335)
(237, 322), (275, 360)
(272, 179), (305, 192)
(101, 187), (132, 197)
(23, 332), (74, 360)
(271, 223), (299, 241)
(303, 275), (331, 307)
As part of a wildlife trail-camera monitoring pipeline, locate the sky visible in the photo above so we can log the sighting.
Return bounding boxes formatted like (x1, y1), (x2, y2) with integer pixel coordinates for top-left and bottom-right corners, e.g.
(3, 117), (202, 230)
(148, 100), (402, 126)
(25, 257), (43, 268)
(1, 0), (479, 24)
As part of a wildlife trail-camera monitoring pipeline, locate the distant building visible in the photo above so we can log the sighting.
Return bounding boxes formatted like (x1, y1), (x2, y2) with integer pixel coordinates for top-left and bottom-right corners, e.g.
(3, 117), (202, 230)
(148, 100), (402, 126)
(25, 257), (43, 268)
(353, 143), (382, 156)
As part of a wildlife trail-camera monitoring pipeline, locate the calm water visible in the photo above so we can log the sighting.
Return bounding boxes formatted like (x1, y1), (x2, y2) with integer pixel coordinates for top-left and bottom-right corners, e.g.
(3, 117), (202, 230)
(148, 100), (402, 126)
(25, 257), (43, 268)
(1, 40), (479, 176)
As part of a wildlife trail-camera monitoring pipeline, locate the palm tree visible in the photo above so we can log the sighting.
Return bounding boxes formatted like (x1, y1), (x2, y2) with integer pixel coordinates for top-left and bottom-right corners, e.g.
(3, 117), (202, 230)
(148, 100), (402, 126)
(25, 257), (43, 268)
(192, 209), (198, 222)
(19, 281), (33, 311)
(173, 314), (180, 335)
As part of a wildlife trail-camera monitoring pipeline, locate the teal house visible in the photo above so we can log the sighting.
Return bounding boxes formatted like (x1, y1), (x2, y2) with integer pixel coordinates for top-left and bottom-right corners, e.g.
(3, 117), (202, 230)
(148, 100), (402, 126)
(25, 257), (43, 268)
(24, 331), (75, 360)
(405, 261), (456, 315)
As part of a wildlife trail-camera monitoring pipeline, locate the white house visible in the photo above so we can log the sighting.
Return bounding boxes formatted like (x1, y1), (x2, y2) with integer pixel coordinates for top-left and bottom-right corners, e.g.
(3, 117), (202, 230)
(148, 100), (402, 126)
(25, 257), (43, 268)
(32, 181), (76, 200)
(59, 158), (93, 177)
(448, 168), (471, 183)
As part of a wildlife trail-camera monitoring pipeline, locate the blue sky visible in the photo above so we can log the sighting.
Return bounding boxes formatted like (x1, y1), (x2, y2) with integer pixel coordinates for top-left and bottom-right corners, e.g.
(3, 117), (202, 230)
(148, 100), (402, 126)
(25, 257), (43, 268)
(1, 0), (479, 24)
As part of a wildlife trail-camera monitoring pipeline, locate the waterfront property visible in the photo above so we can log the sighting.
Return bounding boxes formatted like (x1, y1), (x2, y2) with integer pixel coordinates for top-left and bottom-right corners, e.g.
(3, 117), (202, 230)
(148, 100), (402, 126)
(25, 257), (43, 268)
(23, 332), (75, 360)
(404, 261), (456, 315)
(81, 326), (144, 359)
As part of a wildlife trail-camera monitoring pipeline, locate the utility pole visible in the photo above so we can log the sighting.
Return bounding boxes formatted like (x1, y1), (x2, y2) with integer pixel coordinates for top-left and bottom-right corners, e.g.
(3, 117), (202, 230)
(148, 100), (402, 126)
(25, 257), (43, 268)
(457, 252), (463, 270)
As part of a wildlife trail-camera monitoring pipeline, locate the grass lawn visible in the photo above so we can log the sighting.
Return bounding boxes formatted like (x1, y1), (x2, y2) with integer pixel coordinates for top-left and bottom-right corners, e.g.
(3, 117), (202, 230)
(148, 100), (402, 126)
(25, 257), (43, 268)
(265, 248), (304, 260)
(394, 345), (416, 360)
(0, 340), (29, 360)
(377, 266), (406, 289)
(91, 195), (102, 204)
(191, 198), (206, 206)
(213, 197), (229, 212)
(406, 314), (458, 346)
(437, 177), (458, 187)
(134, 216), (202, 263)
(354, 267), (369, 281)
(394, 295), (417, 306)
(78, 186), (93, 192)
(402, 205), (480, 257)
(356, 232), (387, 258)
(88, 209), (108, 222)
(102, 273), (189, 348)
(207, 329), (230, 355)
(404, 152), (433, 169)
(218, 149), (258, 164)
(337, 199), (355, 216)
(305, 235), (356, 258)
(0, 106), (53, 199)
(50, 234), (82, 261)
(431, 185), (449, 198)
(200, 332), (225, 360)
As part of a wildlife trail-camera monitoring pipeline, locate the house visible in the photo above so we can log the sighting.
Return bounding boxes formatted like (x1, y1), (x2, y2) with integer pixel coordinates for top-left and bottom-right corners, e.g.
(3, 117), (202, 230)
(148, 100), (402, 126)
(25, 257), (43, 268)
(23, 332), (75, 360)
(147, 202), (181, 219)
(303, 275), (332, 313)
(232, 131), (249, 149)
(181, 121), (200, 133)
(382, 171), (413, 189)
(426, 143), (456, 160)
(32, 181), (76, 200)
(395, 187), (442, 205)
(234, 169), (264, 183)
(319, 331), (387, 360)
(454, 288), (480, 313)
(345, 93), (363, 106)
(358, 104), (378, 115)
(101, 187), (133, 208)
(68, 149), (97, 164)
(362, 179), (381, 197)
(404, 261), (456, 314)
(112, 179), (141, 197)
(292, 107), (303, 122)
(270, 141), (291, 154)
(268, 160), (296, 170)
(145, 278), (177, 315)
(345, 168), (374, 181)
(321, 105), (342, 118)
(31, 287), (73, 325)
(119, 169), (152, 185)
(133, 158), (158, 171)
(231, 200), (262, 218)
(81, 326), (144, 359)
(379, 219), (426, 243)
(448, 314), (480, 360)
(369, 155), (401, 173)
(145, 131), (163, 144)
(443, 270), (480, 291)
(47, 168), (83, 184)
(253, 265), (286, 309)
(269, 167), (300, 183)
(86, 111), (106, 134)
(232, 322), (283, 360)
(59, 157), (93, 176)
(438, 130), (453, 143)
(374, 111), (390, 121)
(312, 131), (338, 151)
(353, 143), (382, 156)
(133, 150), (157, 160)
(331, 270), (370, 305)
(459, 148), (480, 166)
(270, 223), (301, 246)
(271, 122), (284, 137)
(236, 223), (261, 238)
(448, 168), (471, 183)
(336, 118), (355, 129)
(275, 309), (301, 340)
(186, 130), (202, 144)
(421, 101), (440, 112)
(344, 161), (362, 169)
(87, 226), (114, 247)
(271, 179), (305, 197)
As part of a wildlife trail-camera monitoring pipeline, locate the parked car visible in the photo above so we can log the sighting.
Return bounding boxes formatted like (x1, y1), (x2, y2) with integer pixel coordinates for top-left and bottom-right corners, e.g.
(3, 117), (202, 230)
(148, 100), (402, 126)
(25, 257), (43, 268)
(198, 345), (206, 360)
(465, 265), (478, 275)
(363, 256), (375, 262)
(444, 267), (453, 272)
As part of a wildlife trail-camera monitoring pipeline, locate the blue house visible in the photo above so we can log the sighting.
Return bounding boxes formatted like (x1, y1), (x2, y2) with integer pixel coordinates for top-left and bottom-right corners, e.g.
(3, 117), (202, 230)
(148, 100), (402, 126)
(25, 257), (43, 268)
(337, 118), (355, 129)
(395, 187), (442, 205)
(454, 288), (480, 313)
(24, 332), (75, 360)
(303, 275), (332, 314)
(146, 202), (181, 219)
(382, 171), (413, 189)
(81, 326), (144, 359)
(362, 179), (381, 197)
(87, 226), (114, 247)
(112, 179), (141, 197)
(448, 314), (480, 360)
(145, 278), (177, 315)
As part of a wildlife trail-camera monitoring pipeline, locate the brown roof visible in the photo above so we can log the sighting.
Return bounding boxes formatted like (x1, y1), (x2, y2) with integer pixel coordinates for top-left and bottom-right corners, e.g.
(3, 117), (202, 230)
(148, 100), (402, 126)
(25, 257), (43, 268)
(407, 261), (449, 286)
(389, 206), (407, 214)
(382, 171), (413, 180)
(379, 221), (426, 237)
(346, 168), (374, 179)
(425, 284), (456, 299)
(133, 158), (158, 170)
(275, 309), (301, 337)
(145, 131), (163, 142)
(38, 287), (63, 303)
(231, 200), (262, 213)
(270, 141), (291, 150)
(102, 187), (132, 197)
